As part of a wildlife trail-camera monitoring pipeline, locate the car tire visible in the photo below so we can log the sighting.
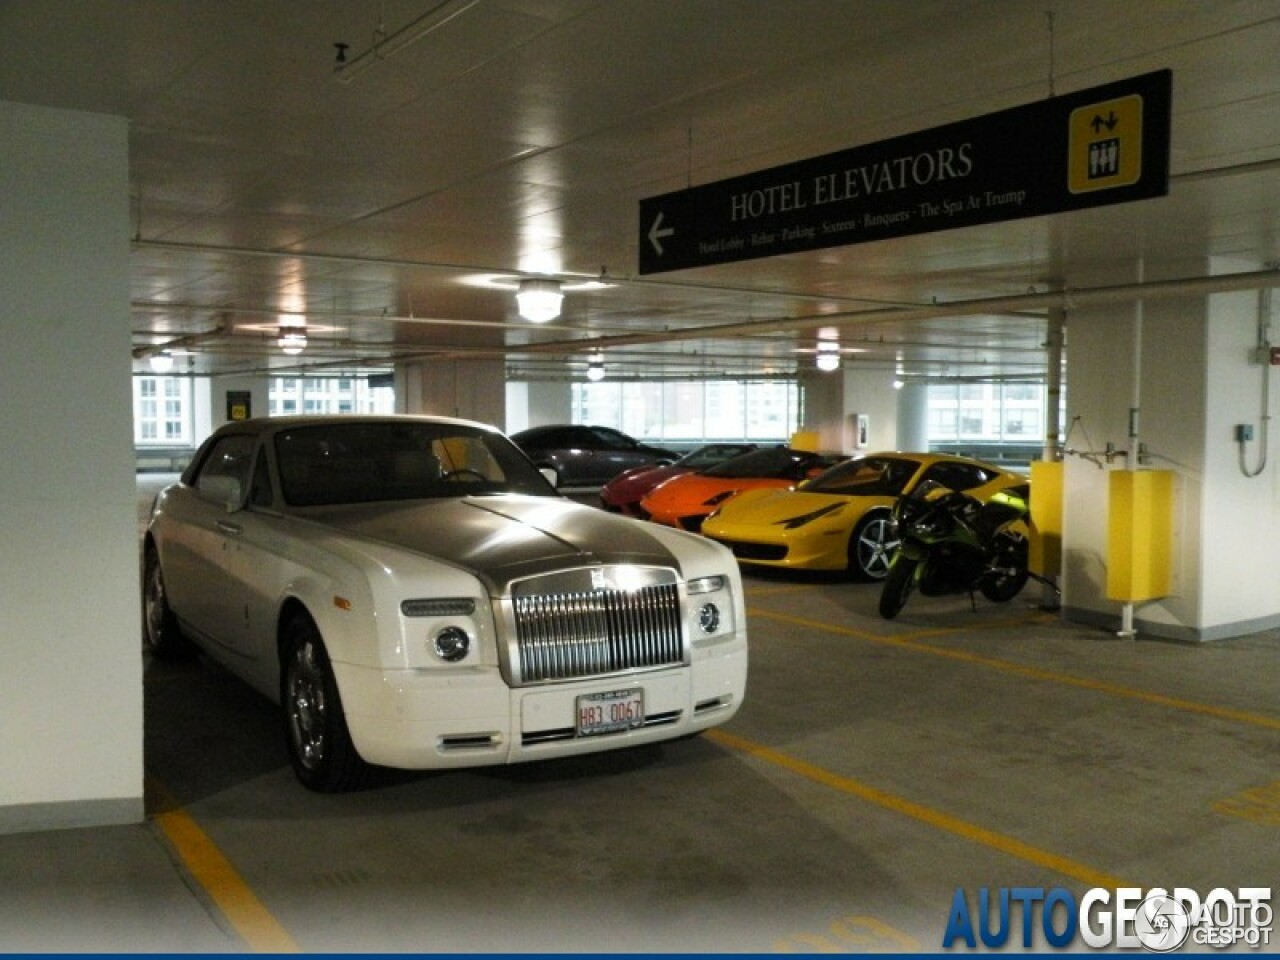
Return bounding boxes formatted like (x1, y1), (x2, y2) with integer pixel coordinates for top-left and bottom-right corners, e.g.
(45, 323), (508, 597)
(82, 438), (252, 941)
(848, 510), (897, 581)
(281, 612), (369, 793)
(142, 546), (192, 660)
(878, 557), (917, 619)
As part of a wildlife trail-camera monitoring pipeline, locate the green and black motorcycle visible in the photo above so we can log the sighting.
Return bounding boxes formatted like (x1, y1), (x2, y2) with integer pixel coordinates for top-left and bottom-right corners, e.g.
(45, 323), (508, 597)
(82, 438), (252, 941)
(878, 480), (1032, 620)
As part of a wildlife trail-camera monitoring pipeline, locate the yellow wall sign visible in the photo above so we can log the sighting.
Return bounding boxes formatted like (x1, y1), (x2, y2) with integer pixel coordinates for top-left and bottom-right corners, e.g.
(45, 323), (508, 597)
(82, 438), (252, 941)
(1068, 94), (1144, 194)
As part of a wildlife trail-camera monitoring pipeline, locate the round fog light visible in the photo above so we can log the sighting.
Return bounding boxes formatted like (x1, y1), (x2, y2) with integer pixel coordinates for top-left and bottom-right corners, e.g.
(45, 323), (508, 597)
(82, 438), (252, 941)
(432, 626), (471, 662)
(698, 602), (721, 634)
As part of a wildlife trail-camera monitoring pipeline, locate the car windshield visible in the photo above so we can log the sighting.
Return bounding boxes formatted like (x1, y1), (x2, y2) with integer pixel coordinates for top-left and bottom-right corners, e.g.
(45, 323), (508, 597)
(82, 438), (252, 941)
(804, 456), (920, 496)
(275, 422), (557, 507)
(701, 447), (813, 479)
(675, 443), (757, 470)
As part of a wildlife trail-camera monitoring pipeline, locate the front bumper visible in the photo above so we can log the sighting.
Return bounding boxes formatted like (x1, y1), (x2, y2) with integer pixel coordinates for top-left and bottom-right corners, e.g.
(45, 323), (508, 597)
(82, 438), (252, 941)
(706, 529), (849, 571)
(332, 638), (747, 770)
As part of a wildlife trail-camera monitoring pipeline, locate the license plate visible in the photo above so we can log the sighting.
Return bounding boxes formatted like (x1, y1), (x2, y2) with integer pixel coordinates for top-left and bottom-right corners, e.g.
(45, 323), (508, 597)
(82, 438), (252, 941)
(576, 688), (644, 737)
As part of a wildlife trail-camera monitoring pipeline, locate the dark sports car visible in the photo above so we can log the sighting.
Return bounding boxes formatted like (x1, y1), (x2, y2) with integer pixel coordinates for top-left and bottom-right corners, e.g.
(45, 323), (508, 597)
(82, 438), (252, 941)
(509, 424), (678, 487)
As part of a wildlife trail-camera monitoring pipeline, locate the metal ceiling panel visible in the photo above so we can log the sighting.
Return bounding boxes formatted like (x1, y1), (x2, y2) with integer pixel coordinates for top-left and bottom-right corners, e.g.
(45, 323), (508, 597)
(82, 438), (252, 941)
(0, 0), (1275, 381)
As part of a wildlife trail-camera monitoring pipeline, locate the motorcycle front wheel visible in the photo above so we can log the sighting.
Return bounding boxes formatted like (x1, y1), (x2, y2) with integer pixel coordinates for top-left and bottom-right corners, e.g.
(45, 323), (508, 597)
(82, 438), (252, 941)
(878, 556), (918, 620)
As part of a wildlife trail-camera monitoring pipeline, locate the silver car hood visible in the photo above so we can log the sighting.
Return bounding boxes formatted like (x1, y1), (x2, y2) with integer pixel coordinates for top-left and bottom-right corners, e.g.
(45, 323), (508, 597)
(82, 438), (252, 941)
(302, 494), (679, 593)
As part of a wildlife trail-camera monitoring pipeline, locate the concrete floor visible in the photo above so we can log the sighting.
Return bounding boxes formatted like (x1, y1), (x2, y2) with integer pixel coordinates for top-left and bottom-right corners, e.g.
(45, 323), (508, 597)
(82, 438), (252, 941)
(0, 475), (1276, 952)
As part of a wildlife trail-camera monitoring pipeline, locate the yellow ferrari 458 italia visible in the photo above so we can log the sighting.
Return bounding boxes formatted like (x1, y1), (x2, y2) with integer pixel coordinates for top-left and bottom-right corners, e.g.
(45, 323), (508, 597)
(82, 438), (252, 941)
(701, 451), (1026, 580)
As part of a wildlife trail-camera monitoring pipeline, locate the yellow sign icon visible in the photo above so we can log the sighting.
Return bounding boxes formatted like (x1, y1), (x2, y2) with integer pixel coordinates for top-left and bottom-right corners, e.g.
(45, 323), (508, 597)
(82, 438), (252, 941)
(1068, 93), (1144, 193)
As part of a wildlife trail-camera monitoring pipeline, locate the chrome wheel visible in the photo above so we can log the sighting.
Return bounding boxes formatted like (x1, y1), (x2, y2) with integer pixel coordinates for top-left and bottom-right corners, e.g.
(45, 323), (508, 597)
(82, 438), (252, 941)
(850, 512), (899, 581)
(280, 613), (368, 792)
(285, 636), (328, 772)
(142, 547), (189, 659)
(143, 561), (166, 647)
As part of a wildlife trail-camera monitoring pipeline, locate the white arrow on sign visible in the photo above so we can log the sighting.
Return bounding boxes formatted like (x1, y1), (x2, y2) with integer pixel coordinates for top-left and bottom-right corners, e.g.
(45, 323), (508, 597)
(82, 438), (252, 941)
(648, 211), (675, 255)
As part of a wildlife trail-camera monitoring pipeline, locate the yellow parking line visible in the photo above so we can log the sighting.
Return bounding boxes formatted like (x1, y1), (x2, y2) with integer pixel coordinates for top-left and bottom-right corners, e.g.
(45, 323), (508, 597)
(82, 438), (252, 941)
(743, 583), (816, 599)
(707, 729), (1129, 890)
(148, 779), (299, 953)
(749, 608), (1280, 733)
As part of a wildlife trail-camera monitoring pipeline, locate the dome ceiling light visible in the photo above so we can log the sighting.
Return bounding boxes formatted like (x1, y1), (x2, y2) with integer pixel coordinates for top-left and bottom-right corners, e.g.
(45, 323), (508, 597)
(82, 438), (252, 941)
(516, 278), (564, 323)
(586, 354), (605, 382)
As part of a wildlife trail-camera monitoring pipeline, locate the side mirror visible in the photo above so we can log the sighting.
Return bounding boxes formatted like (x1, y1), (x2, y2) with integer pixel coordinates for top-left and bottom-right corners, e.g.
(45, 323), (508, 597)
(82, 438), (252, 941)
(200, 475), (243, 512)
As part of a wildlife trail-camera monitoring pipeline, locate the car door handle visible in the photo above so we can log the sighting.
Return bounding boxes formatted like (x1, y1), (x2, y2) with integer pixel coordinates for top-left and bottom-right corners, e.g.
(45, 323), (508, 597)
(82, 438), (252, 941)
(216, 520), (242, 536)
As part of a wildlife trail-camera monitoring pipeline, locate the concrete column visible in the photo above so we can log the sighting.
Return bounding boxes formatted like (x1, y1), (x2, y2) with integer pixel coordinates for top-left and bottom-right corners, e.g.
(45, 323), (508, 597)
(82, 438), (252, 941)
(399, 359), (506, 427)
(895, 382), (929, 452)
(0, 101), (141, 833)
(525, 380), (573, 427)
(842, 366), (900, 452)
(504, 381), (529, 434)
(797, 368), (845, 450)
(209, 374), (269, 430)
(1061, 257), (1280, 640)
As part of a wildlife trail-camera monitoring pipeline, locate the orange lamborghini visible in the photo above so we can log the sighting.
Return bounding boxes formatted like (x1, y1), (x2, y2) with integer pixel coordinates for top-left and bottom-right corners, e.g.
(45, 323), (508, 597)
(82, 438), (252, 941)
(639, 446), (843, 532)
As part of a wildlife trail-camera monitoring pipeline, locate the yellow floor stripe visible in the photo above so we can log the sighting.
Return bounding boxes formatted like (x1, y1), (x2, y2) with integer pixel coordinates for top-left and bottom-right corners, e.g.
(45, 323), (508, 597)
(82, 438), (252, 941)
(750, 607), (1280, 733)
(707, 728), (1129, 890)
(149, 781), (298, 953)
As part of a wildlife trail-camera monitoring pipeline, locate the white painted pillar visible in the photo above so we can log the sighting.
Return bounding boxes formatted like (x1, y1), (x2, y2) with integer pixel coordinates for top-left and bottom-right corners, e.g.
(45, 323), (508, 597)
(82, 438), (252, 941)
(0, 101), (141, 833)
(895, 382), (929, 452)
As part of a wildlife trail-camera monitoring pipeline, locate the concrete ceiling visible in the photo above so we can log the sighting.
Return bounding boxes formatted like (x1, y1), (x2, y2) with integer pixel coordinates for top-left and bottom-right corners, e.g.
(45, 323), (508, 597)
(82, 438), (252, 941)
(2, 0), (1278, 385)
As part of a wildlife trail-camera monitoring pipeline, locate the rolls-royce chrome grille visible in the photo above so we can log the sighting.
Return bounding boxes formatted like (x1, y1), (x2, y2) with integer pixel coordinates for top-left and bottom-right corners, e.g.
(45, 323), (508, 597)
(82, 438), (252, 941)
(511, 576), (684, 685)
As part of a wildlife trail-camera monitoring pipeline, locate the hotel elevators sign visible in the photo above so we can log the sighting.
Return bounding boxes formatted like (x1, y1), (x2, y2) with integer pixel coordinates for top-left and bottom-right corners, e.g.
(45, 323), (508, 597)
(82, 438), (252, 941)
(639, 70), (1171, 275)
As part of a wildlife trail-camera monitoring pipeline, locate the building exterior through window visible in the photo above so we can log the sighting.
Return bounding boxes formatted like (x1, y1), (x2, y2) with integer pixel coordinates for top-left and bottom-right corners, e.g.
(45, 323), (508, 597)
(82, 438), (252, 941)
(133, 376), (193, 445)
(269, 377), (394, 417)
(571, 380), (801, 446)
(131, 375), (1051, 464)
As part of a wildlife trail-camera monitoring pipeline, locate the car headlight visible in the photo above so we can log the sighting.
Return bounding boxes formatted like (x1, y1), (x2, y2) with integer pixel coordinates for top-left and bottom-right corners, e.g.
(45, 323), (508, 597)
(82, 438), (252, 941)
(402, 597), (480, 666)
(698, 602), (721, 634)
(686, 575), (733, 642)
(775, 502), (845, 529)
